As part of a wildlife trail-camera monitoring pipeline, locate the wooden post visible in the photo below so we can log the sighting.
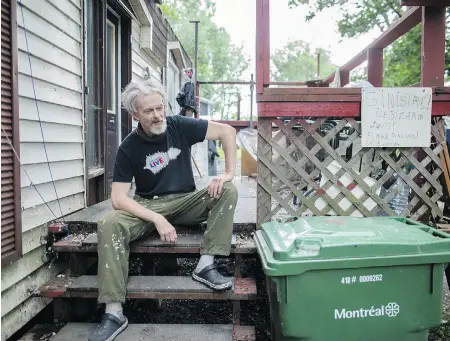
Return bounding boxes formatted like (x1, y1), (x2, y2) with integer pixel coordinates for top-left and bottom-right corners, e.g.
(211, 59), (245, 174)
(367, 49), (383, 87)
(237, 92), (241, 120)
(65, 254), (95, 321)
(421, 6), (446, 87)
(415, 6), (447, 220)
(339, 70), (350, 86)
(256, 0), (270, 94)
(257, 118), (272, 227)
(232, 254), (243, 325)
(317, 52), (321, 78)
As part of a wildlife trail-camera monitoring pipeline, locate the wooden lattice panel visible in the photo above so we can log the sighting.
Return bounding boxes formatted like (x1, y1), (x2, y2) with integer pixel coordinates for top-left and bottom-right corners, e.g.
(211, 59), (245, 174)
(257, 117), (446, 226)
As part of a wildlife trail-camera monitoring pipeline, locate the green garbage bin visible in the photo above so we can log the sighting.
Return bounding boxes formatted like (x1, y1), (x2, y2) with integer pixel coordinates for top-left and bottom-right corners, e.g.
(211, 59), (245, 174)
(254, 216), (450, 341)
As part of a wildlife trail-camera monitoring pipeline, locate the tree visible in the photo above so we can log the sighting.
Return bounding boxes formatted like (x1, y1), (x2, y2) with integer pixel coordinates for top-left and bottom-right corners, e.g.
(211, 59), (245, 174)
(271, 40), (336, 81)
(383, 25), (421, 86)
(384, 24), (450, 86)
(160, 0), (250, 118)
(288, 0), (404, 38)
(288, 0), (450, 85)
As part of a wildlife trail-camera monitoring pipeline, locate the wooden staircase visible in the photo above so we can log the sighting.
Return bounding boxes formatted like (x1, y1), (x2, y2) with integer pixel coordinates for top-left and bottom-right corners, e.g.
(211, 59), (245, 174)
(28, 179), (259, 341)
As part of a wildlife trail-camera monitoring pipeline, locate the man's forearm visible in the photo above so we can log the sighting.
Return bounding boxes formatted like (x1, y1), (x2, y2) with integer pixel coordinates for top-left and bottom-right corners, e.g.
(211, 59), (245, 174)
(113, 194), (161, 223)
(220, 127), (237, 175)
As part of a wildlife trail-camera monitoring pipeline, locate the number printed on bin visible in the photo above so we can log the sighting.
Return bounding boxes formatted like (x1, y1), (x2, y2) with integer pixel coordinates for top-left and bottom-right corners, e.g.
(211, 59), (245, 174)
(341, 274), (383, 284)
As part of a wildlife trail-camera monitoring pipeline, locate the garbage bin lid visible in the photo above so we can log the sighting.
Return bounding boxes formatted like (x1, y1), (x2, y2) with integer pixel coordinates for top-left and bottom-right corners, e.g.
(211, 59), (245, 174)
(258, 216), (450, 262)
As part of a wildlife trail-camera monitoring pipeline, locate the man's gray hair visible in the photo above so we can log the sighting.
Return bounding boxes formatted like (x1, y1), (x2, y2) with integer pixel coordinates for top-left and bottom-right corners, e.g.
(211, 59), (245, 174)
(121, 79), (167, 114)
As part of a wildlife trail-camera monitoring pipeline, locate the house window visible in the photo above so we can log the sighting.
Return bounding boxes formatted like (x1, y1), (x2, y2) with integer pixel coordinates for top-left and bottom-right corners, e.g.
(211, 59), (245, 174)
(167, 52), (180, 115)
(1, 0), (22, 266)
(85, 0), (100, 170)
(85, 0), (132, 204)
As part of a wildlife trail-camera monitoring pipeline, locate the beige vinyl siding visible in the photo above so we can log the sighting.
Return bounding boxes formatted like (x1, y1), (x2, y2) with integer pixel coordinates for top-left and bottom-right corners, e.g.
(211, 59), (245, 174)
(1, 1), (84, 340)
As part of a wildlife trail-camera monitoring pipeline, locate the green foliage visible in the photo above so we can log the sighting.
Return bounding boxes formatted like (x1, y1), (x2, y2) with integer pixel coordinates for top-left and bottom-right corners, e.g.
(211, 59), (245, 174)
(288, 0), (450, 86)
(288, 0), (404, 38)
(383, 25), (421, 87)
(350, 67), (368, 83)
(383, 24), (450, 86)
(160, 0), (250, 118)
(271, 40), (336, 82)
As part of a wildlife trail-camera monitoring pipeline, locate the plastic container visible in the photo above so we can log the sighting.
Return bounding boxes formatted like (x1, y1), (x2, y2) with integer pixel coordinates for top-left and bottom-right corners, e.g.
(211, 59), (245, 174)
(254, 216), (450, 341)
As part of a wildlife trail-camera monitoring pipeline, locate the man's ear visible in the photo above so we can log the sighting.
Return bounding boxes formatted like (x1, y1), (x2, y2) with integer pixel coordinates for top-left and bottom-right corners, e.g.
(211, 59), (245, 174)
(132, 113), (139, 121)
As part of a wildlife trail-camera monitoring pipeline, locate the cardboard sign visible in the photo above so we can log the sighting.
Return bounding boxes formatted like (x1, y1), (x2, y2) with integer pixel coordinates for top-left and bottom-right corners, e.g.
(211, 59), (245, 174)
(361, 88), (432, 147)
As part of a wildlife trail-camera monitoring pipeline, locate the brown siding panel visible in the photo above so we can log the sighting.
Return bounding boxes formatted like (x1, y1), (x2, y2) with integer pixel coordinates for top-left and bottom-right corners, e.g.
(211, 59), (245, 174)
(1, 0), (22, 267)
(147, 1), (167, 64)
(143, 1), (192, 67)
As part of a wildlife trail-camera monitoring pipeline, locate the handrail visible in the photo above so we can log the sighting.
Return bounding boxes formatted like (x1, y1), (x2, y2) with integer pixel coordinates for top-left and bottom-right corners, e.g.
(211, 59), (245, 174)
(324, 6), (422, 84)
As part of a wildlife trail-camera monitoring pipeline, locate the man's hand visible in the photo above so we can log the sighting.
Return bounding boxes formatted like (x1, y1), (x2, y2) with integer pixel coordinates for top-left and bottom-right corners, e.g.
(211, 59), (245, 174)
(208, 172), (234, 198)
(205, 122), (237, 197)
(154, 214), (177, 243)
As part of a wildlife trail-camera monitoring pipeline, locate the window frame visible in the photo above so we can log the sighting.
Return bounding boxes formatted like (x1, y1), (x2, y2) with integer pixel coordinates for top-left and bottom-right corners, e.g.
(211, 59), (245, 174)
(167, 53), (180, 115)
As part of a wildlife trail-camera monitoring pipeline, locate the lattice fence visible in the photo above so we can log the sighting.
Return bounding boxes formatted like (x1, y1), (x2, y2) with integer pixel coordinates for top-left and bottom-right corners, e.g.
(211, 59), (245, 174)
(257, 117), (446, 226)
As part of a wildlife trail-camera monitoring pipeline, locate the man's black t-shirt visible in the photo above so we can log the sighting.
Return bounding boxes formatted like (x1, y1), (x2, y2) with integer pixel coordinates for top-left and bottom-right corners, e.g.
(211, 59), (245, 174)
(113, 115), (208, 198)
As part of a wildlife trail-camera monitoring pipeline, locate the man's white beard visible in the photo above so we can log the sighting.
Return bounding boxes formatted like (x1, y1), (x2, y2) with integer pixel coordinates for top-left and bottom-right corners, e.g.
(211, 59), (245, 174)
(149, 119), (167, 135)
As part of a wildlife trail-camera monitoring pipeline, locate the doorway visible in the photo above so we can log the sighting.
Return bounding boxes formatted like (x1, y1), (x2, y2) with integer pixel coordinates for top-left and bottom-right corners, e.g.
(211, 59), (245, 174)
(105, 7), (121, 197)
(85, 0), (132, 205)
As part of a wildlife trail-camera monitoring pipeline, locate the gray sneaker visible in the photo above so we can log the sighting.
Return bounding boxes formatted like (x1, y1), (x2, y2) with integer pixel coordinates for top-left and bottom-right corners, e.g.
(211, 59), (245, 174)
(87, 313), (128, 341)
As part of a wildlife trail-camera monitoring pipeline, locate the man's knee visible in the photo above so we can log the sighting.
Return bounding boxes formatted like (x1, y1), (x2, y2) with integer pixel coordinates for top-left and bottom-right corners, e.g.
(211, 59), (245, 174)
(97, 210), (125, 237)
(222, 182), (238, 199)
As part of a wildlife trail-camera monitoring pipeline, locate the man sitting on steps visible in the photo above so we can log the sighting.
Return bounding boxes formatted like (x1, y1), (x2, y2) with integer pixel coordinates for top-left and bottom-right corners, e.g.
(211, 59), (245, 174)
(88, 79), (238, 341)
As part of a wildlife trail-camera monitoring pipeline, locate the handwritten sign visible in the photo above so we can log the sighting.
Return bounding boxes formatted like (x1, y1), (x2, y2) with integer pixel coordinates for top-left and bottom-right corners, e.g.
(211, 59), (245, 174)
(361, 88), (432, 147)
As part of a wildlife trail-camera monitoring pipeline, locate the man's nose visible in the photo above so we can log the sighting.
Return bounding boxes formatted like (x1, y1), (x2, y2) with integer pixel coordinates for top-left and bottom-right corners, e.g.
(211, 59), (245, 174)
(153, 110), (163, 120)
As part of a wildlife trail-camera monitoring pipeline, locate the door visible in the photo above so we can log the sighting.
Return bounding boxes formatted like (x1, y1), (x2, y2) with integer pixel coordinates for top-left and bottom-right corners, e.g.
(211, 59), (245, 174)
(105, 8), (121, 197)
(85, 0), (132, 205)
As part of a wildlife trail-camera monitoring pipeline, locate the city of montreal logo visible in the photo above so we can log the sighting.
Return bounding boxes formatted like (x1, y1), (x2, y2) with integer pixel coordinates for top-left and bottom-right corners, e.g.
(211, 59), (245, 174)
(334, 302), (400, 319)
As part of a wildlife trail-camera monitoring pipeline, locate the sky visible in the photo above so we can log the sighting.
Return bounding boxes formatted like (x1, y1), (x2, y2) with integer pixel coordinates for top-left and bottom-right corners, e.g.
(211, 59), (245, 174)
(212, 0), (381, 78)
(208, 0), (383, 117)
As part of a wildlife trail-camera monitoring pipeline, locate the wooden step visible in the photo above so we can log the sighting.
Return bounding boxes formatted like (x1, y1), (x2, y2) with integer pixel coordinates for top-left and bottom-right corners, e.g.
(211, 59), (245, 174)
(17, 324), (60, 341)
(38, 275), (257, 300)
(49, 323), (255, 341)
(59, 179), (257, 227)
(53, 229), (256, 255)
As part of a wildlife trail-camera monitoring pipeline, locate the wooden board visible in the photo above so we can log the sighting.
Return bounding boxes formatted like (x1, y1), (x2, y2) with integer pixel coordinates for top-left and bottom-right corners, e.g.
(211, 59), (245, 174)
(62, 181), (257, 225)
(53, 230), (256, 255)
(38, 276), (257, 300)
(83, 231), (238, 250)
(17, 324), (60, 341)
(50, 323), (255, 341)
